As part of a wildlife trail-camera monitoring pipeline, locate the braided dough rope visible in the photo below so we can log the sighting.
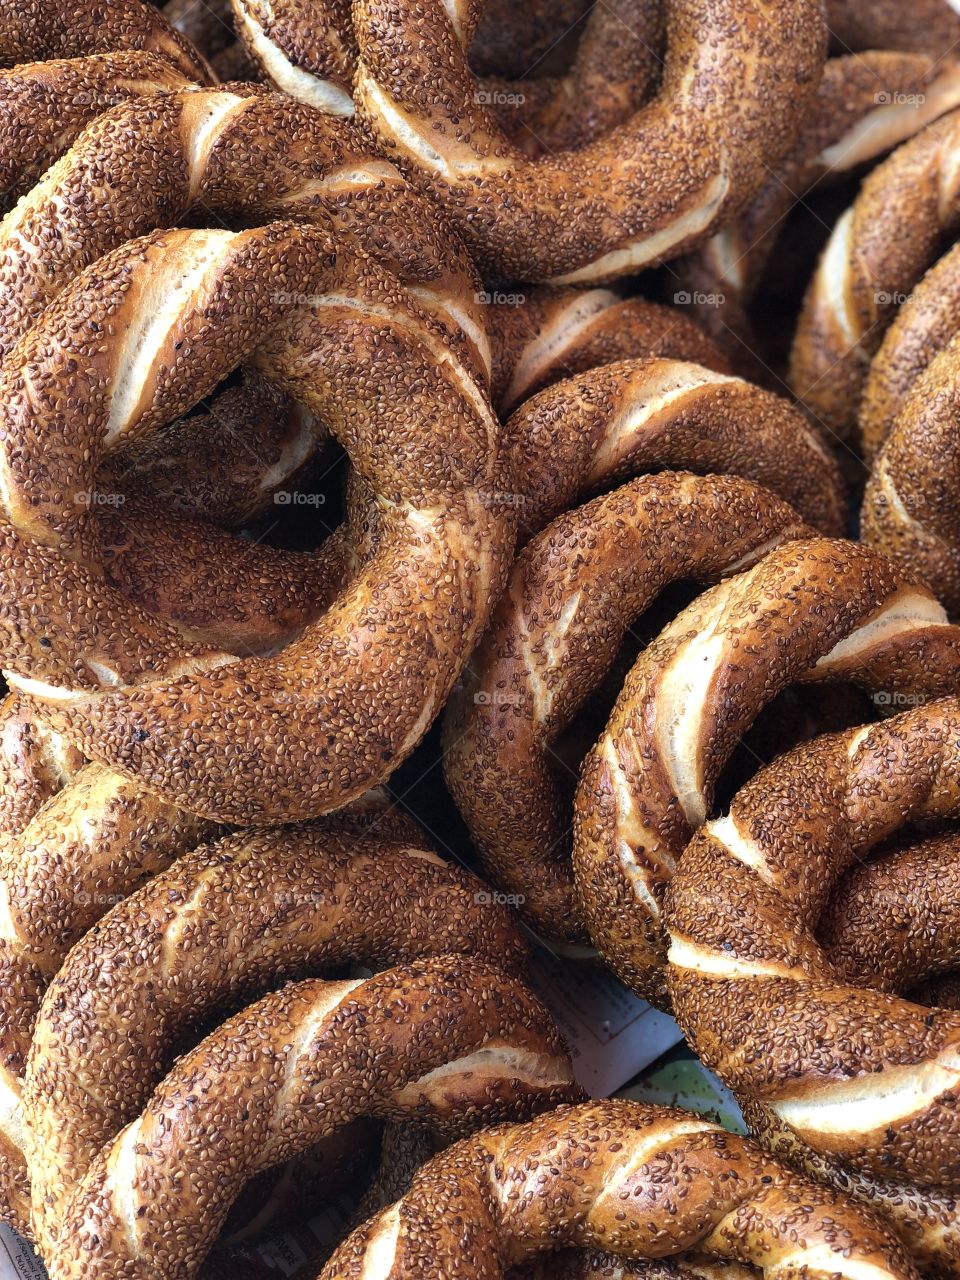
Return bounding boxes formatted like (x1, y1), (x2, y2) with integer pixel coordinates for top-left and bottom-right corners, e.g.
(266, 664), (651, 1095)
(573, 537), (960, 1006)
(0, 0), (212, 80)
(677, 51), (960, 372)
(320, 1099), (918, 1280)
(0, 221), (511, 823)
(50, 956), (579, 1279)
(861, 336), (960, 611)
(501, 359), (846, 543)
(489, 291), (729, 416)
(791, 107), (960, 442)
(24, 822), (530, 1253)
(349, 0), (825, 283)
(444, 473), (812, 945)
(826, 0), (960, 52)
(665, 700), (960, 1267)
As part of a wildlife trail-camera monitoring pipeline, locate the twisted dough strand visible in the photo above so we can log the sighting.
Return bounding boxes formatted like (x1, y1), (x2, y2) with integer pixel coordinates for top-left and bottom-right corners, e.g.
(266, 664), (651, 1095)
(24, 823), (529, 1252)
(574, 538), (960, 1004)
(666, 698), (960, 1207)
(444, 473), (812, 943)
(320, 1100), (918, 1280)
(51, 957), (579, 1280)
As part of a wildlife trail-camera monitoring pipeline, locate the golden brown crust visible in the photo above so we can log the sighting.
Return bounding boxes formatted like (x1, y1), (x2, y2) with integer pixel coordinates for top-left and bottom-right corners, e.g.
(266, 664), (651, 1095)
(666, 697), (960, 1202)
(574, 538), (960, 1005)
(0, 694), (83, 838)
(349, 0), (825, 282)
(320, 1100), (918, 1280)
(50, 957), (580, 1278)
(826, 0), (960, 53)
(444, 474), (811, 943)
(24, 824), (529, 1252)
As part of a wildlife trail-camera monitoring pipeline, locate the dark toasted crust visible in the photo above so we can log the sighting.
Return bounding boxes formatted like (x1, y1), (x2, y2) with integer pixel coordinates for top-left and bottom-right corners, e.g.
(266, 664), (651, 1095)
(320, 1100), (917, 1280)
(444, 474), (811, 943)
(24, 825), (529, 1252)
(819, 831), (960, 994)
(350, 0), (825, 283)
(575, 538), (960, 1005)
(666, 698), (960, 1201)
(489, 290), (730, 415)
(678, 51), (960, 370)
(861, 335), (960, 610)
(826, 0), (960, 52)
(791, 108), (960, 441)
(50, 957), (580, 1278)
(502, 359), (846, 543)
(0, 0), (213, 81)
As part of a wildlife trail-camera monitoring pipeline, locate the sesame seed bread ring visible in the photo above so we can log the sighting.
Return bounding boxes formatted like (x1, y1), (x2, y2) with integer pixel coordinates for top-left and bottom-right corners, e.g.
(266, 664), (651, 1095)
(739, 1100), (960, 1280)
(826, 0), (960, 53)
(790, 108), (960, 442)
(489, 290), (730, 417)
(859, 242), (960, 461)
(573, 538), (960, 1006)
(0, 0), (212, 82)
(0, 51), (195, 212)
(677, 51), (960, 371)
(350, 0), (825, 283)
(2, 223), (512, 823)
(24, 824), (529, 1252)
(50, 956), (579, 1280)
(0, 763), (216, 1233)
(0, 85), (489, 382)
(861, 335), (960, 611)
(503, 359), (846, 543)
(319, 1099), (918, 1280)
(665, 697), (960, 1195)
(444, 473), (812, 945)
(514, 1256), (756, 1280)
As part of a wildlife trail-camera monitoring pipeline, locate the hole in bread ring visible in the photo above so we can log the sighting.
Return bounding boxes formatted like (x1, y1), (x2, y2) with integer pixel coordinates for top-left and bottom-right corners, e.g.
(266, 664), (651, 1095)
(0, 222), (513, 824)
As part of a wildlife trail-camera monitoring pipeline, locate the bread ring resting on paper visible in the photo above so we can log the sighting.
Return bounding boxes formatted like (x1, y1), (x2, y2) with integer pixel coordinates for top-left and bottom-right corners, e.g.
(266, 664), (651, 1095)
(23, 823), (530, 1252)
(572, 537), (960, 1006)
(0, 221), (513, 824)
(444, 472), (813, 945)
(666, 698), (960, 1273)
(49, 956), (579, 1280)
(319, 1099), (918, 1280)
